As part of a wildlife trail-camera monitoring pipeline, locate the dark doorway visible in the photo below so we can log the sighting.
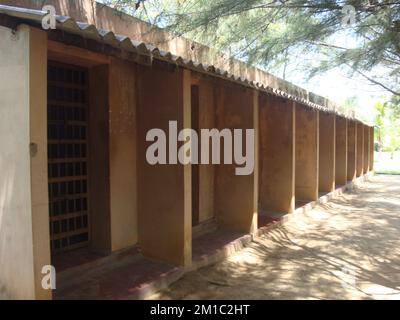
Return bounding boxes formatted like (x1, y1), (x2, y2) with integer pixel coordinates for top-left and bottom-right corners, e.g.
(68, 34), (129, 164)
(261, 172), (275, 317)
(47, 61), (90, 253)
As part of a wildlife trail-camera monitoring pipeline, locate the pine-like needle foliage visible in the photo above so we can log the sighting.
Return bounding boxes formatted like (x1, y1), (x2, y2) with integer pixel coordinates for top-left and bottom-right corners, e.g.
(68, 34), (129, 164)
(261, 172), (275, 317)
(102, 0), (400, 95)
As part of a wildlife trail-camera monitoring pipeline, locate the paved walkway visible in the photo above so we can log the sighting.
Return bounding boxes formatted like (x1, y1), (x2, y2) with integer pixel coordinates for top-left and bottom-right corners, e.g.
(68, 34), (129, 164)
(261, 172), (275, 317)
(150, 175), (400, 300)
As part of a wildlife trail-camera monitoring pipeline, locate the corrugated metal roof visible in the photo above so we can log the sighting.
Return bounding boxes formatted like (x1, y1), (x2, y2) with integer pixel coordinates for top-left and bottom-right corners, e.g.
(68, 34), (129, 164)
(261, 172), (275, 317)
(0, 4), (361, 120)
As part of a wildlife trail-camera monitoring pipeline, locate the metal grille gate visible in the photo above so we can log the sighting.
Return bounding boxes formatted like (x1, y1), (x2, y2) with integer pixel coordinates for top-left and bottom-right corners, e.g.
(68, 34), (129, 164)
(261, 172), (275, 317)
(48, 61), (90, 253)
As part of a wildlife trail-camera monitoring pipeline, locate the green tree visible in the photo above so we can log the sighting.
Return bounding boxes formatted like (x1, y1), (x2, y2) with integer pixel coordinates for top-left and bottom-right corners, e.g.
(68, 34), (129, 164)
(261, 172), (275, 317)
(374, 99), (386, 152)
(374, 96), (400, 157)
(102, 0), (400, 96)
(385, 94), (400, 117)
(383, 96), (400, 157)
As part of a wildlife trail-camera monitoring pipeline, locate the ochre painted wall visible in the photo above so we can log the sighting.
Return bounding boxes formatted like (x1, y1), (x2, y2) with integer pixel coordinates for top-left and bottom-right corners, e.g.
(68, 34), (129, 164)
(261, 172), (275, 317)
(1, 0), (333, 106)
(363, 125), (370, 173)
(295, 105), (319, 202)
(197, 76), (215, 223)
(29, 27), (52, 300)
(89, 65), (111, 253)
(369, 127), (374, 171)
(136, 63), (191, 266)
(259, 95), (295, 213)
(319, 113), (336, 193)
(0, 25), (51, 299)
(214, 81), (257, 233)
(108, 58), (138, 251)
(356, 122), (364, 177)
(347, 121), (357, 182)
(335, 117), (348, 186)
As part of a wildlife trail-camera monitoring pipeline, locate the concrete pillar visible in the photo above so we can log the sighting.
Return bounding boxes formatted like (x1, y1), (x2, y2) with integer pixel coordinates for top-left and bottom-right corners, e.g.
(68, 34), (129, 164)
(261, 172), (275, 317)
(108, 58), (138, 251)
(259, 95), (295, 214)
(369, 126), (374, 171)
(29, 27), (51, 300)
(347, 121), (357, 182)
(318, 113), (335, 193)
(137, 63), (191, 267)
(0, 25), (51, 299)
(356, 122), (364, 177)
(335, 117), (348, 186)
(295, 105), (319, 202)
(88, 56), (139, 256)
(214, 81), (258, 234)
(363, 125), (370, 173)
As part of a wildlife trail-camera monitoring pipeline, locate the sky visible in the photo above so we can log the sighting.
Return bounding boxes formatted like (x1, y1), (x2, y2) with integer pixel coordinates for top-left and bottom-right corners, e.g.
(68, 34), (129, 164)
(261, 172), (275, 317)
(286, 68), (384, 125)
(279, 31), (387, 125)
(268, 27), (389, 125)
(99, 0), (385, 125)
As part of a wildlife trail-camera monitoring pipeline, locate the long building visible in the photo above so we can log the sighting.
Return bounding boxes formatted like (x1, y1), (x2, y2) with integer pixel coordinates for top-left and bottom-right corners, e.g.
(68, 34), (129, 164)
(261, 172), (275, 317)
(0, 0), (374, 299)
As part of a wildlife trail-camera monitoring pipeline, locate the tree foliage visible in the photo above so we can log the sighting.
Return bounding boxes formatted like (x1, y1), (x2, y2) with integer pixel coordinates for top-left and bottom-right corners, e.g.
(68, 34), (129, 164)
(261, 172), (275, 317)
(102, 0), (400, 96)
(374, 96), (400, 152)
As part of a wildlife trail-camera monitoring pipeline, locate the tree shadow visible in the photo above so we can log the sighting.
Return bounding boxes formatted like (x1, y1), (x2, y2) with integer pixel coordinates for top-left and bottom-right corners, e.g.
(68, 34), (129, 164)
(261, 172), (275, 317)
(151, 175), (400, 300)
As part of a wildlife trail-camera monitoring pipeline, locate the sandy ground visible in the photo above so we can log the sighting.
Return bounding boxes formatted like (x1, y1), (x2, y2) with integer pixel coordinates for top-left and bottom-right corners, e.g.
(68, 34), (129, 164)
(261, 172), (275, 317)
(149, 175), (400, 300)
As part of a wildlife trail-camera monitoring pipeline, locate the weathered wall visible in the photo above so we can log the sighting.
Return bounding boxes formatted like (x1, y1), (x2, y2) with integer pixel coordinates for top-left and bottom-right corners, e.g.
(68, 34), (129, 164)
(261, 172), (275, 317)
(347, 121), (357, 182)
(89, 64), (111, 253)
(363, 125), (370, 173)
(50, 44), (137, 254)
(214, 81), (257, 233)
(295, 105), (319, 201)
(0, 0), (342, 108)
(108, 58), (138, 251)
(0, 24), (34, 300)
(356, 122), (364, 177)
(335, 117), (348, 186)
(0, 25), (51, 299)
(196, 75), (215, 223)
(259, 95), (295, 213)
(137, 63), (191, 266)
(29, 27), (51, 300)
(318, 113), (335, 193)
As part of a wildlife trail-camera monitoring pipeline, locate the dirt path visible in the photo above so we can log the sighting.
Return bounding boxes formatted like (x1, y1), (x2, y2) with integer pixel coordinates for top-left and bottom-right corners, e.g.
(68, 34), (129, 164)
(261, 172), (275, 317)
(149, 175), (400, 300)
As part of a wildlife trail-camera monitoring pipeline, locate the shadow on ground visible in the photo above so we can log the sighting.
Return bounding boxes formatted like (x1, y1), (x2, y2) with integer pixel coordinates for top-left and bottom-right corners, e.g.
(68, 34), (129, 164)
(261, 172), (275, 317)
(149, 175), (400, 300)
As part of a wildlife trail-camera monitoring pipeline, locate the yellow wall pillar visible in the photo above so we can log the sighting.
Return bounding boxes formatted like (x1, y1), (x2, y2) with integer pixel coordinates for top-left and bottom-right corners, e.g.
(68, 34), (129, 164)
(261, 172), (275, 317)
(356, 122), (364, 177)
(30, 27), (51, 300)
(347, 121), (357, 182)
(259, 95), (295, 214)
(369, 126), (374, 171)
(193, 75), (215, 224)
(108, 58), (138, 252)
(318, 113), (336, 193)
(0, 25), (51, 299)
(335, 117), (348, 186)
(214, 81), (258, 234)
(363, 125), (370, 173)
(88, 65), (111, 253)
(295, 105), (319, 202)
(137, 63), (191, 267)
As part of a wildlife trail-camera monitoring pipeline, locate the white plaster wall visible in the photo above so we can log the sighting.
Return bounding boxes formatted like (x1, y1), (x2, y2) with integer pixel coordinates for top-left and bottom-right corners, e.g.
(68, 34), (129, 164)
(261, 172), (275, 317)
(0, 25), (35, 299)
